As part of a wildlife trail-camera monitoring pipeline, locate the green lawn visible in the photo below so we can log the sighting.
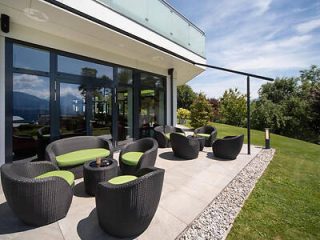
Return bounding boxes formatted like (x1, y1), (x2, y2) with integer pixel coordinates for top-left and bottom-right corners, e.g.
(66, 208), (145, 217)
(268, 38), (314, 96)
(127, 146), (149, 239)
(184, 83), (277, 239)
(204, 123), (320, 239)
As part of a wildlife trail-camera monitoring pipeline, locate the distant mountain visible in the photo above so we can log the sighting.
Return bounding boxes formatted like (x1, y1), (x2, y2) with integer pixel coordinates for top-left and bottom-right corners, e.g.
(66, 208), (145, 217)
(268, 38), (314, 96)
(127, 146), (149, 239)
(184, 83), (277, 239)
(13, 91), (49, 122)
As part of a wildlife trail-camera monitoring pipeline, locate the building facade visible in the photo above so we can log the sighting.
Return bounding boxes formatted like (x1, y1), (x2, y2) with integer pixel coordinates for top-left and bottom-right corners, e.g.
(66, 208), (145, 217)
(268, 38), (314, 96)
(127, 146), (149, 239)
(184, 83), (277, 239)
(0, 0), (206, 164)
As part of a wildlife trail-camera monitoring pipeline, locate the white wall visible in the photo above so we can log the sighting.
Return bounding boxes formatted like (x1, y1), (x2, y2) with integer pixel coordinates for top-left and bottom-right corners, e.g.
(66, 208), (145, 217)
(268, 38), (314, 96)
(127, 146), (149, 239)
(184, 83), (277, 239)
(0, 35), (5, 165)
(172, 77), (177, 127)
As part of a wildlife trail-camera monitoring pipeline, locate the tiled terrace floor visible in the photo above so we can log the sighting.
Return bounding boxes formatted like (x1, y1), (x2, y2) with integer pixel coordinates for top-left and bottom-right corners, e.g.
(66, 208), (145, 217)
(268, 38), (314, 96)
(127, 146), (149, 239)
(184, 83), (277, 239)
(0, 145), (262, 240)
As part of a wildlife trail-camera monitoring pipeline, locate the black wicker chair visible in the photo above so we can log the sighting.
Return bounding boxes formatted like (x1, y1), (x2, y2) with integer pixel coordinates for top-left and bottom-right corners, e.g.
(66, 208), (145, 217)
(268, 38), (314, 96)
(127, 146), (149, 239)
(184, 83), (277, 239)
(154, 126), (185, 148)
(37, 126), (51, 161)
(212, 134), (244, 160)
(96, 167), (165, 238)
(119, 138), (158, 175)
(171, 133), (200, 159)
(194, 125), (218, 147)
(45, 136), (113, 179)
(0, 161), (73, 226)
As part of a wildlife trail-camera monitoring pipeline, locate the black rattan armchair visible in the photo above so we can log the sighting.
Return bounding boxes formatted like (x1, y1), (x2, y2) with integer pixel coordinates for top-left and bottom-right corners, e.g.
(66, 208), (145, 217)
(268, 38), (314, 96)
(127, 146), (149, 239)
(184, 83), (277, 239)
(154, 125), (185, 148)
(212, 134), (244, 160)
(171, 133), (200, 159)
(37, 126), (51, 161)
(194, 125), (217, 147)
(96, 167), (165, 238)
(45, 136), (113, 178)
(0, 161), (73, 226)
(119, 138), (158, 175)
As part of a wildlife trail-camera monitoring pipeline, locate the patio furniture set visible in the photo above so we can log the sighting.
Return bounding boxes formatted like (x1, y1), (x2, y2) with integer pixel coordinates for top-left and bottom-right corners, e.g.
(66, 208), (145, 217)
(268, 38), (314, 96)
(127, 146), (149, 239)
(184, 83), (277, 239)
(154, 125), (244, 160)
(1, 136), (163, 238)
(0, 124), (243, 238)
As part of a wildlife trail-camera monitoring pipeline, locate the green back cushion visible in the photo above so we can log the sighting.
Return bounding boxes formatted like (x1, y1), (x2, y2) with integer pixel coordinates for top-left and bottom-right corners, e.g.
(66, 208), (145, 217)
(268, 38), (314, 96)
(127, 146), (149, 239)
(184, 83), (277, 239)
(196, 133), (210, 138)
(108, 175), (137, 185)
(121, 151), (144, 166)
(56, 148), (110, 167)
(35, 170), (74, 186)
(165, 132), (185, 139)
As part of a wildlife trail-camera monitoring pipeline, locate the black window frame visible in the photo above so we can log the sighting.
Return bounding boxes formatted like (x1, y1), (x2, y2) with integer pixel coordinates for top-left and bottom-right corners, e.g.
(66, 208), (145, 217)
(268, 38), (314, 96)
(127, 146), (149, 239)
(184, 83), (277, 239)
(5, 38), (167, 162)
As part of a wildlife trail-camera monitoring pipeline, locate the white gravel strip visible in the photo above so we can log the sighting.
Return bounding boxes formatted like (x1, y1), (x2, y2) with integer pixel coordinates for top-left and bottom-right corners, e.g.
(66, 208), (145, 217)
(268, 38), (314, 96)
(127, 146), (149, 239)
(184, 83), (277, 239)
(177, 148), (275, 240)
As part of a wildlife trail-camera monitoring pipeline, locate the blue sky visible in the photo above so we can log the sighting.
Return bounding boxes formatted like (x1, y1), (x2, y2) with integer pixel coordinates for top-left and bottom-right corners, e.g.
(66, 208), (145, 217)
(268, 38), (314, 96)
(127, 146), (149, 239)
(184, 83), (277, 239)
(167, 0), (320, 98)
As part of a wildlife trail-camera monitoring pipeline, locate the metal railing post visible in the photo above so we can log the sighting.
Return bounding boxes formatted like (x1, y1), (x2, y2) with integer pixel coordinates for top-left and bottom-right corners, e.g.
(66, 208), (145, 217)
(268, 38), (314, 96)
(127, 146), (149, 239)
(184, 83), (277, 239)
(247, 75), (251, 155)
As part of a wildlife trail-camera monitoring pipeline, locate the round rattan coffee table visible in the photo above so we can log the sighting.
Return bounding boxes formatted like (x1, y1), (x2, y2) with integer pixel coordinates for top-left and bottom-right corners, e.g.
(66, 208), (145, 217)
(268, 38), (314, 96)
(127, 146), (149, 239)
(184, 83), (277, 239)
(83, 158), (118, 196)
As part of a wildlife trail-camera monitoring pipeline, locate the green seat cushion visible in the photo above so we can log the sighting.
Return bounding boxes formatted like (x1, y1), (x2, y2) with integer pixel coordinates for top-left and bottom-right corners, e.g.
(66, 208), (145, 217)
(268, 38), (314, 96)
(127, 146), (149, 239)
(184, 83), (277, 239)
(165, 133), (171, 139)
(196, 133), (210, 138)
(35, 170), (74, 186)
(121, 152), (144, 166)
(108, 175), (137, 185)
(165, 132), (185, 139)
(56, 148), (110, 167)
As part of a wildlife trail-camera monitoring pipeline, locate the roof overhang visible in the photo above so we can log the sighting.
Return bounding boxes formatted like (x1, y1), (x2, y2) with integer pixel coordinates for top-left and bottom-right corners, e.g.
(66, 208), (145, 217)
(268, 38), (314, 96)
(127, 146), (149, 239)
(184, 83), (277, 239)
(0, 0), (206, 84)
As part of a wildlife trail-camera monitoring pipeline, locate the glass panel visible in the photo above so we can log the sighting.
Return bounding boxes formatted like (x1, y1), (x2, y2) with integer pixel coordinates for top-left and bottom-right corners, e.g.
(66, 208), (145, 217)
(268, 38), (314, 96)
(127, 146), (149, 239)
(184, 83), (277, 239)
(147, 0), (171, 37)
(139, 73), (165, 138)
(117, 86), (133, 141)
(60, 83), (86, 137)
(170, 11), (190, 47)
(13, 44), (49, 72)
(12, 73), (50, 160)
(118, 67), (133, 85)
(189, 26), (206, 57)
(91, 87), (113, 137)
(58, 55), (113, 80)
(96, 0), (205, 57)
(140, 73), (164, 88)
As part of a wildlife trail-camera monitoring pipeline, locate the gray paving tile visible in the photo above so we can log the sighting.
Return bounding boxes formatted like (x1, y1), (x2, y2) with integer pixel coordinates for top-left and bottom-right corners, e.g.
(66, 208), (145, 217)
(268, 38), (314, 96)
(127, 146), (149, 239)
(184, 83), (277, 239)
(0, 144), (262, 239)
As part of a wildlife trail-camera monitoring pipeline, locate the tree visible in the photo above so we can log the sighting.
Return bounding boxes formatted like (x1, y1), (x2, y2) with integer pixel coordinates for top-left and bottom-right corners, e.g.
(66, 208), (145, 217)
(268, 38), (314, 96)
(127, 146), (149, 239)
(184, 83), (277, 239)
(208, 97), (220, 122)
(251, 65), (320, 143)
(177, 84), (196, 109)
(219, 88), (246, 127)
(190, 93), (212, 128)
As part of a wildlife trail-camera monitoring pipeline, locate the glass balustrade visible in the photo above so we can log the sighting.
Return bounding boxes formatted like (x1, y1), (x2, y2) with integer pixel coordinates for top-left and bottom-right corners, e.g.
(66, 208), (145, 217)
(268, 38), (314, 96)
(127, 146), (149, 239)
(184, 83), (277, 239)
(95, 0), (205, 57)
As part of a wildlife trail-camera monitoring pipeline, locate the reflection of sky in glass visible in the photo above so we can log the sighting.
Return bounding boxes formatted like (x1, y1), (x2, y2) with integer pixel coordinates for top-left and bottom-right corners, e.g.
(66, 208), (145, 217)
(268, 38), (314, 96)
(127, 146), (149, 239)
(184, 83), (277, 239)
(13, 74), (50, 100)
(60, 83), (85, 116)
(58, 55), (113, 80)
(13, 74), (49, 122)
(13, 44), (49, 72)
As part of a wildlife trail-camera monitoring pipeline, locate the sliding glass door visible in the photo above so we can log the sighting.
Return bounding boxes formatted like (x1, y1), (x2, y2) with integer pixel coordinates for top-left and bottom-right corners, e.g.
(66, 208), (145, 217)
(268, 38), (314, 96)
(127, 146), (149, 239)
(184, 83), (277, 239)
(6, 40), (167, 162)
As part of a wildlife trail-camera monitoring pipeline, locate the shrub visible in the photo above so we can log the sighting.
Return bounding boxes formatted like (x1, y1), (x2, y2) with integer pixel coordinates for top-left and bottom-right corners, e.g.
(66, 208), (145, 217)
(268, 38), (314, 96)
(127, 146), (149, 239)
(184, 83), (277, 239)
(177, 108), (190, 124)
(190, 93), (212, 128)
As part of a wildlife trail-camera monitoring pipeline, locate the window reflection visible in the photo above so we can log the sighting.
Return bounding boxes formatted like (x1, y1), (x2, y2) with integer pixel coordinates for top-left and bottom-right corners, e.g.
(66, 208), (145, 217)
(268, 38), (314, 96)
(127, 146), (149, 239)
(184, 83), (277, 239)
(139, 73), (165, 137)
(92, 87), (112, 137)
(12, 74), (50, 160)
(60, 83), (86, 137)
(118, 68), (133, 85)
(58, 55), (113, 80)
(13, 44), (49, 72)
(117, 86), (133, 141)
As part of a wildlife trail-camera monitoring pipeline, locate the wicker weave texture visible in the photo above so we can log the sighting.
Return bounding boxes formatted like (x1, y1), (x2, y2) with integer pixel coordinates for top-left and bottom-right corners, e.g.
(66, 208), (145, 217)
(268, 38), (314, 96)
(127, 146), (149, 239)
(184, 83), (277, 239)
(45, 136), (113, 178)
(0, 161), (73, 226)
(154, 126), (185, 148)
(212, 134), (244, 160)
(95, 167), (165, 238)
(171, 133), (200, 159)
(194, 125), (218, 147)
(119, 138), (158, 175)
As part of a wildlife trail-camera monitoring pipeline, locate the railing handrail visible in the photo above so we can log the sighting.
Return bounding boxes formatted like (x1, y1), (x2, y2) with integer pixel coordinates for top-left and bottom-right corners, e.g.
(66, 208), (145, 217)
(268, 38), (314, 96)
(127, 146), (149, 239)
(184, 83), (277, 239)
(194, 62), (274, 81)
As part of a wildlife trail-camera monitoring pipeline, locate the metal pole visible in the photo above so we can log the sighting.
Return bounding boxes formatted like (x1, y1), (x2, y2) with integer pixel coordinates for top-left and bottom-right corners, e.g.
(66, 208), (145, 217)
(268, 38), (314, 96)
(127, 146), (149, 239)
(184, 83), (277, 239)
(247, 76), (251, 155)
